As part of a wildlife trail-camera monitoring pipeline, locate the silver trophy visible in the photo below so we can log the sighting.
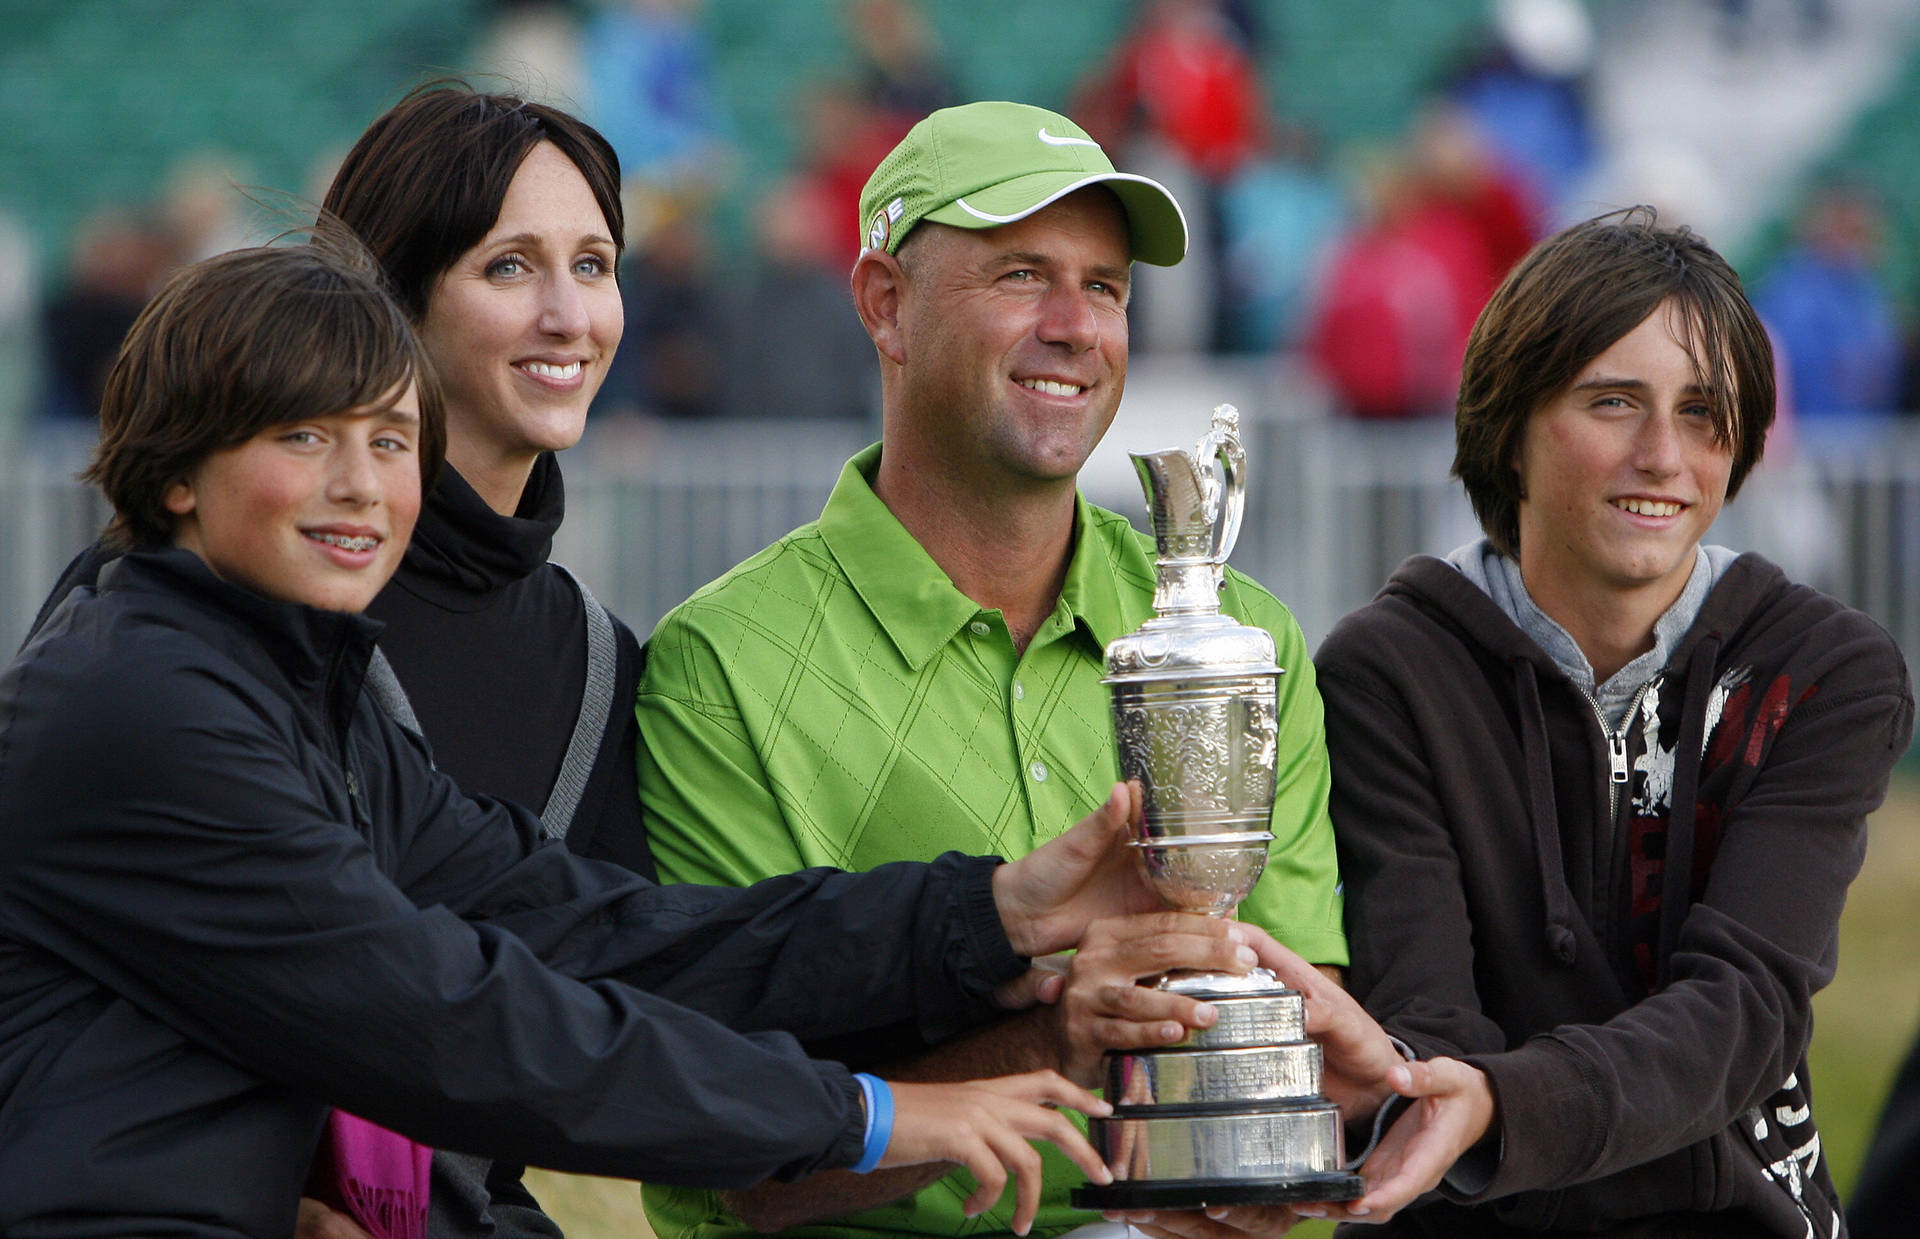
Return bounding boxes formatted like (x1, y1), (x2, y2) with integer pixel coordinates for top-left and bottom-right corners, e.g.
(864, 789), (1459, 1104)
(1072, 405), (1363, 1210)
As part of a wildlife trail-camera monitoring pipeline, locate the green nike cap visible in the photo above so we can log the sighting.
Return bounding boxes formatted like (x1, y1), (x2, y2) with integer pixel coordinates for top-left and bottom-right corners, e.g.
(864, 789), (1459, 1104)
(857, 100), (1188, 266)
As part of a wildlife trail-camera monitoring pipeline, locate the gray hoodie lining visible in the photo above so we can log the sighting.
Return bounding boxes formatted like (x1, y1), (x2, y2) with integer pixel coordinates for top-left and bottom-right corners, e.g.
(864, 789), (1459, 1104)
(1444, 539), (1738, 728)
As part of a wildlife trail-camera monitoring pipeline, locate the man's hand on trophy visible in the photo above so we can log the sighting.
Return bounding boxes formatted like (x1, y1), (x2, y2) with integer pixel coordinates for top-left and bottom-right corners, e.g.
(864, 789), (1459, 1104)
(991, 782), (1166, 959)
(1238, 925), (1405, 1120)
(990, 959), (1069, 1011)
(1047, 912), (1260, 1085)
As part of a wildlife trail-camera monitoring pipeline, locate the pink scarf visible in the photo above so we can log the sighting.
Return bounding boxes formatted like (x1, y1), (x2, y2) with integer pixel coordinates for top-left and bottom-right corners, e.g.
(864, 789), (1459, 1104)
(317, 1110), (431, 1239)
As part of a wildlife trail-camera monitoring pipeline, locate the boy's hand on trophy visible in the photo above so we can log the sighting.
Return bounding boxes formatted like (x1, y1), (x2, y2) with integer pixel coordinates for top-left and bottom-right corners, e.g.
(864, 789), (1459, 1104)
(992, 782), (1165, 958)
(1293, 1058), (1496, 1227)
(1046, 912), (1259, 1085)
(1238, 924), (1404, 1119)
(884, 1071), (1115, 1236)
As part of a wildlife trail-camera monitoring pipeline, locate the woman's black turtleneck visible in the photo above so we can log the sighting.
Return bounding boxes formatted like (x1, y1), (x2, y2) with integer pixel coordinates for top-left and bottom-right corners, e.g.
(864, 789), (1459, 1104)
(365, 453), (653, 878)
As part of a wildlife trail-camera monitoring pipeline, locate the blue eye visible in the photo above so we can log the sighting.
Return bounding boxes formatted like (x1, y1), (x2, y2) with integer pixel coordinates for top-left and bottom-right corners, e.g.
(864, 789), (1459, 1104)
(488, 257), (526, 278)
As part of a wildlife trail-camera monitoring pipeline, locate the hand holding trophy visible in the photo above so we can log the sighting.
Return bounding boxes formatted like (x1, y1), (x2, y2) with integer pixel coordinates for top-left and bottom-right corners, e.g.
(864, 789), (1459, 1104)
(1071, 405), (1365, 1210)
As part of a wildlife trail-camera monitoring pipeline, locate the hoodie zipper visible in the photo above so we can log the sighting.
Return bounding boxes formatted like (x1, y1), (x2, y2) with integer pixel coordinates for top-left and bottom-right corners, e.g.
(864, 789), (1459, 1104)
(1588, 678), (1659, 823)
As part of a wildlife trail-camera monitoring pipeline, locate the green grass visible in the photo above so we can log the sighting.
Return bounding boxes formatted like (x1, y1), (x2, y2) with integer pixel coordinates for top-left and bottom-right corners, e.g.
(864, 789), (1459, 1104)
(523, 1170), (651, 1238)
(1807, 767), (1920, 1199)
(530, 772), (1920, 1236)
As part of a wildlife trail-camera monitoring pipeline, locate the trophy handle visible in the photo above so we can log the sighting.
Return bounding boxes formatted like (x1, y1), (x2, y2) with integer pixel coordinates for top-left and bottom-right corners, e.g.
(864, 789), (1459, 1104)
(1200, 405), (1246, 575)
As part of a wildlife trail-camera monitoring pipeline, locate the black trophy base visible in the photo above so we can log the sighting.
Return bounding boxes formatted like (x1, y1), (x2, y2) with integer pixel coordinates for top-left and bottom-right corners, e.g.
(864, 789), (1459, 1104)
(1071, 1171), (1365, 1211)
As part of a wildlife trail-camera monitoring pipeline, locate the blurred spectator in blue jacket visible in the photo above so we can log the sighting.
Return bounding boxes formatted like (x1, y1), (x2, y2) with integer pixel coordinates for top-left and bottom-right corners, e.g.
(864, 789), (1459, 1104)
(583, 0), (734, 243)
(1755, 182), (1902, 418)
(1445, 0), (1596, 222)
(1216, 121), (1347, 353)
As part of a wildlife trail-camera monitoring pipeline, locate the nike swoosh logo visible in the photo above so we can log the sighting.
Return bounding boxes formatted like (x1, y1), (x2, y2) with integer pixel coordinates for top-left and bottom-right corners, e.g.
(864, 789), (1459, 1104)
(1037, 128), (1099, 148)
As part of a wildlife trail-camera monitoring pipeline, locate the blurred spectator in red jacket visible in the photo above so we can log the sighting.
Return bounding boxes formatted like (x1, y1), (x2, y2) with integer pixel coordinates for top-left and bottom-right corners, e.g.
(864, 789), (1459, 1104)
(1076, 0), (1266, 184)
(785, 80), (908, 273)
(1307, 105), (1537, 418)
(1074, 0), (1271, 353)
(1306, 154), (1467, 419)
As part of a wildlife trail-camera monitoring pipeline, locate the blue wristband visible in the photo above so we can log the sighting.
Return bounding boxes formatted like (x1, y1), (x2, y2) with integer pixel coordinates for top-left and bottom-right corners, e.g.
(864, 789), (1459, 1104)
(850, 1073), (893, 1173)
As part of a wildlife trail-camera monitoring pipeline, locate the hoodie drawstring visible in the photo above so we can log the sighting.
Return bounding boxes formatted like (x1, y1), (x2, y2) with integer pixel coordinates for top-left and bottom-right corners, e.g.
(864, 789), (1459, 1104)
(1656, 636), (1721, 987)
(1514, 658), (1578, 964)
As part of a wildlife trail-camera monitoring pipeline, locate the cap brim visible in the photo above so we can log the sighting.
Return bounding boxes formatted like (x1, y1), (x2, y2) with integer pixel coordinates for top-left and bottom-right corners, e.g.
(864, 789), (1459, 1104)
(924, 169), (1189, 266)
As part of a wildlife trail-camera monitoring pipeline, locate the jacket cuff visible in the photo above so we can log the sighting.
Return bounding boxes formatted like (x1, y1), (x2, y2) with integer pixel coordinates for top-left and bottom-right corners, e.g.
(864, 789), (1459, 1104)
(950, 852), (1028, 983)
(1460, 1037), (1604, 1199)
(916, 853), (1025, 1044)
(786, 1063), (870, 1179)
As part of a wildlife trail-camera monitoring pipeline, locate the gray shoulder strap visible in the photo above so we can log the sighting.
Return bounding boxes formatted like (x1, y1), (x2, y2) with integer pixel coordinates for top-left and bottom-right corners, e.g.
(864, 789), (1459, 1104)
(365, 645), (425, 737)
(542, 564), (619, 841)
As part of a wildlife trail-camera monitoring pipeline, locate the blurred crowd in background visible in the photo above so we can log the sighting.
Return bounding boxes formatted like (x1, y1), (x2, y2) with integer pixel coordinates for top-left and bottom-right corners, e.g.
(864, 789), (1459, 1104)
(2, 0), (1918, 458)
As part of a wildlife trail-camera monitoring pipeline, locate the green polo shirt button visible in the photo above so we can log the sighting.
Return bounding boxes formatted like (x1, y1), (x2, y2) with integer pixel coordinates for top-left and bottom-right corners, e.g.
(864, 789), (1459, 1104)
(969, 621), (990, 636)
(1013, 680), (1026, 700)
(1030, 761), (1048, 782)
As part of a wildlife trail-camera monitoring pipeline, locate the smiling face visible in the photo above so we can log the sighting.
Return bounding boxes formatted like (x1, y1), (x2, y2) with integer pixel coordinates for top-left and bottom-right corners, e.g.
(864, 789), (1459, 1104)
(164, 387), (423, 612)
(1515, 299), (1735, 620)
(890, 188), (1131, 491)
(417, 141), (622, 505)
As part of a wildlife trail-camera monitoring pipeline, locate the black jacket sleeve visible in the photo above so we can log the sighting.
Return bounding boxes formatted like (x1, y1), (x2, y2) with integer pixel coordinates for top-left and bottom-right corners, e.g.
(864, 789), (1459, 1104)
(0, 649), (1020, 1188)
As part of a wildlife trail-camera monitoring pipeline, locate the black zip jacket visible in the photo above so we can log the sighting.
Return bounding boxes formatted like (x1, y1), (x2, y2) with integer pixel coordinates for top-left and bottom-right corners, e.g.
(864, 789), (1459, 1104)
(0, 550), (1024, 1238)
(1316, 553), (1913, 1236)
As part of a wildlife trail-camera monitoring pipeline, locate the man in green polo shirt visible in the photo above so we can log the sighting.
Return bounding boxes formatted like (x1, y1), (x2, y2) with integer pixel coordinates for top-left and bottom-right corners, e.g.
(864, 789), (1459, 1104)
(637, 101), (1347, 1239)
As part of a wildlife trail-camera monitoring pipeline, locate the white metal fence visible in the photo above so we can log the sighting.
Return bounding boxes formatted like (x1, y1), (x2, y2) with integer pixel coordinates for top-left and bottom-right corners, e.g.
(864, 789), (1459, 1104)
(6, 411), (1919, 671)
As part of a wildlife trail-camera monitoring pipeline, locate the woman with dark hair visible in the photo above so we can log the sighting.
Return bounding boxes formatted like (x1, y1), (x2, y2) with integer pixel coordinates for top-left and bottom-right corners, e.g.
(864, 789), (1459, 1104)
(324, 83), (649, 879)
(314, 83), (646, 1236)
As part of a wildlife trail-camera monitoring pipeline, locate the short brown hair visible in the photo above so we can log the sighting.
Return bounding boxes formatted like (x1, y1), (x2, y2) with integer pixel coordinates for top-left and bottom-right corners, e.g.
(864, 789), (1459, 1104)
(322, 81), (624, 320)
(86, 233), (445, 549)
(1454, 207), (1776, 556)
